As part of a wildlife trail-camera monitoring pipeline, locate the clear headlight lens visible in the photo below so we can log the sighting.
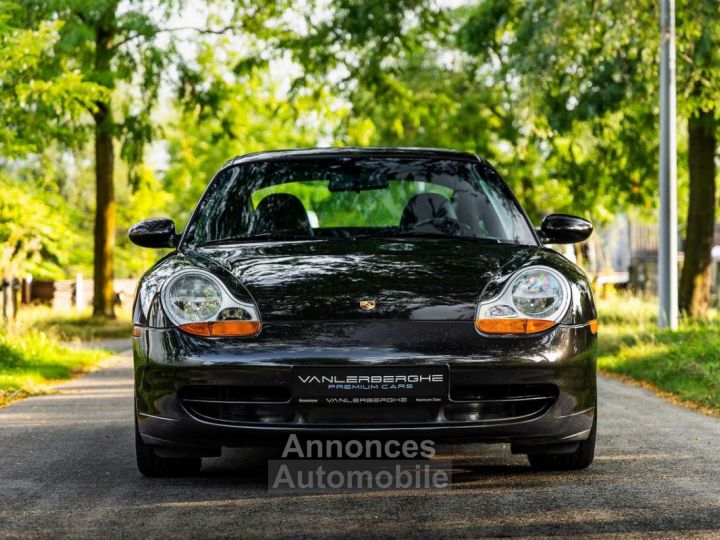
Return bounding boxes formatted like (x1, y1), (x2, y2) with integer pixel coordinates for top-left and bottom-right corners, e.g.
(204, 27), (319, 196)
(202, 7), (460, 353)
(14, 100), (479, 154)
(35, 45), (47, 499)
(162, 270), (261, 337)
(475, 266), (570, 335)
(166, 274), (222, 323)
(511, 269), (564, 318)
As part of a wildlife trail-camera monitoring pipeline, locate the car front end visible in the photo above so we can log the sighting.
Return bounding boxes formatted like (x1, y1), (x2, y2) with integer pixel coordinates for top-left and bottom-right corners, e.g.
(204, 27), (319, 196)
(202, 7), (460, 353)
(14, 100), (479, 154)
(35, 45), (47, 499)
(130, 148), (597, 475)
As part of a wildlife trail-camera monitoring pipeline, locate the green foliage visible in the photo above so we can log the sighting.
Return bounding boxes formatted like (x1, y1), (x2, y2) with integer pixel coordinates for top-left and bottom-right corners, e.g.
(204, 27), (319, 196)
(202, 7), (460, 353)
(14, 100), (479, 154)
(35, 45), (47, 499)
(0, 326), (108, 406)
(253, 180), (453, 227)
(279, 0), (717, 226)
(282, 2), (580, 221)
(1, 0), (718, 281)
(0, 2), (105, 156)
(289, 0), (447, 82)
(18, 0), (298, 183)
(115, 163), (174, 277)
(0, 306), (129, 406)
(456, 0), (719, 222)
(16, 305), (132, 342)
(476, 0), (662, 216)
(0, 176), (80, 279)
(598, 293), (720, 413)
(0, 1), (343, 279)
(164, 47), (344, 227)
(20, 0), (177, 179)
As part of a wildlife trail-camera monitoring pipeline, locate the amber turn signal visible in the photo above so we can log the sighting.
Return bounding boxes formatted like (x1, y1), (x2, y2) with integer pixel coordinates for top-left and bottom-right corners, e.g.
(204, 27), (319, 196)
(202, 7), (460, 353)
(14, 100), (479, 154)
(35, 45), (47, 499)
(132, 325), (142, 337)
(588, 319), (599, 334)
(475, 318), (556, 335)
(179, 320), (262, 337)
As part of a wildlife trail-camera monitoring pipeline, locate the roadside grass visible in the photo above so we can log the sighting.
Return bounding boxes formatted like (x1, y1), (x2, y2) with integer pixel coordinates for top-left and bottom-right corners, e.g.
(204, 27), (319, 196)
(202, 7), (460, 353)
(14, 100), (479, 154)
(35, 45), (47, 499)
(597, 293), (720, 414)
(14, 306), (132, 343)
(0, 307), (131, 407)
(0, 329), (109, 406)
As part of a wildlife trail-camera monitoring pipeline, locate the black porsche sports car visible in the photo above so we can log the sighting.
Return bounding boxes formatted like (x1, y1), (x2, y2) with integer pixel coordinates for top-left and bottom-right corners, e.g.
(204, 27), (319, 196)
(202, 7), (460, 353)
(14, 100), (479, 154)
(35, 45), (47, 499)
(129, 147), (597, 477)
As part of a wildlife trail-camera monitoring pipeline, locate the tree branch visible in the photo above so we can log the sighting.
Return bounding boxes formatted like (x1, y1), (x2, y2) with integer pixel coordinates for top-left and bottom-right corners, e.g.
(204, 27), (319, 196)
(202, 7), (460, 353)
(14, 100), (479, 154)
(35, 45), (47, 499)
(111, 23), (243, 51)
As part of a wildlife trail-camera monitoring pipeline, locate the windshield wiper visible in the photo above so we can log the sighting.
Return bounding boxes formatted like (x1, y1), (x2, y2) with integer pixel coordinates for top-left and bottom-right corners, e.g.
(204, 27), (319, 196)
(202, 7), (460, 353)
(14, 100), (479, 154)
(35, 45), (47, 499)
(200, 233), (314, 246)
(391, 231), (513, 245)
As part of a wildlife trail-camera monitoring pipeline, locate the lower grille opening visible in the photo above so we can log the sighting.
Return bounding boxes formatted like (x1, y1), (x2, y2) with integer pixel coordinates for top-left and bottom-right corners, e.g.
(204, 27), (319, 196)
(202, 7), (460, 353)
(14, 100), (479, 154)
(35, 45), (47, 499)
(444, 401), (548, 422)
(177, 383), (558, 425)
(179, 385), (291, 403)
(300, 405), (439, 425)
(184, 401), (295, 423)
(450, 383), (558, 402)
(446, 384), (558, 422)
(179, 385), (294, 424)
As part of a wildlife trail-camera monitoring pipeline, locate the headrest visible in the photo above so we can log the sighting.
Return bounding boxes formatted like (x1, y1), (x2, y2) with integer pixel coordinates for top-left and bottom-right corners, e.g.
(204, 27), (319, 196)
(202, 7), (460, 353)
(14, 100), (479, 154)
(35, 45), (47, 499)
(251, 193), (312, 236)
(399, 193), (457, 230)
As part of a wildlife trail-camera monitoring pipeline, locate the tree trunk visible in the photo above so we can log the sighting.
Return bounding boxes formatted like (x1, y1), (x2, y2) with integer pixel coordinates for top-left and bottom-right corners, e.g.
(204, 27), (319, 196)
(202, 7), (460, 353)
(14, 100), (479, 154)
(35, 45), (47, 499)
(93, 103), (115, 318)
(92, 16), (116, 318)
(679, 110), (717, 317)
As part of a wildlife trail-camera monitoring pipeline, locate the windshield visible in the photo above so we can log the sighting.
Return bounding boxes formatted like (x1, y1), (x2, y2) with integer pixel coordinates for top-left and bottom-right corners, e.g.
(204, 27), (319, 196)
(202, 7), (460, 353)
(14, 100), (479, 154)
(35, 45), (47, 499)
(185, 156), (537, 246)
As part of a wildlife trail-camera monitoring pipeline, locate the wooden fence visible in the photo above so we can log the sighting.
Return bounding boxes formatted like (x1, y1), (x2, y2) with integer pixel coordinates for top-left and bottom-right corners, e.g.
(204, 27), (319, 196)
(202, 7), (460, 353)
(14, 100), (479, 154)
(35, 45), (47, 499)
(1, 277), (137, 319)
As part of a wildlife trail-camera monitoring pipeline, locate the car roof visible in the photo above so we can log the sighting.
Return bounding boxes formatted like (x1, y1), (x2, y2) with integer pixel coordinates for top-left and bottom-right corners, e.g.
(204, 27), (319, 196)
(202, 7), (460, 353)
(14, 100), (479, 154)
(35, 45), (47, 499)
(221, 147), (481, 170)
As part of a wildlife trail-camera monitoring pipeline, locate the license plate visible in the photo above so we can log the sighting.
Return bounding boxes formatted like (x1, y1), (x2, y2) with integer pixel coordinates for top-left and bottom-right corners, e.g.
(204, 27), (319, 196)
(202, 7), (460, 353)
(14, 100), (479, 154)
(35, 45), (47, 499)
(292, 365), (448, 405)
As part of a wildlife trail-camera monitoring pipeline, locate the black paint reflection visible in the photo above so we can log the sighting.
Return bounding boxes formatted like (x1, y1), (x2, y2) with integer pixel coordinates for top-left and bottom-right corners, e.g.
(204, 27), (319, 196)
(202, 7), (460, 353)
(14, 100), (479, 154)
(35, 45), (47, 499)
(133, 238), (594, 326)
(190, 238), (531, 321)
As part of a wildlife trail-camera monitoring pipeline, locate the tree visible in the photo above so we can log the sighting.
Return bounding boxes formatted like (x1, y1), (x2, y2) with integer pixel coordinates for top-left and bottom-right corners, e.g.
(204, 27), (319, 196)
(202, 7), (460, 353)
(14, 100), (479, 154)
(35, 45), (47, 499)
(22, 1), (292, 316)
(0, 2), (103, 284)
(285, 1), (620, 221)
(0, 178), (78, 281)
(458, 0), (720, 316)
(676, 2), (719, 316)
(165, 46), (344, 221)
(0, 3), (103, 157)
(19, 0), (173, 316)
(457, 1), (662, 217)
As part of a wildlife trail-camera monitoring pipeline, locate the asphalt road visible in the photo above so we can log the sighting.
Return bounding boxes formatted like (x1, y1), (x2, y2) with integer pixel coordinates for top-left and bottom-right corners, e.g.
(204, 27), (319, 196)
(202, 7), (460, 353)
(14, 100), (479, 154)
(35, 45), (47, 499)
(2, 348), (720, 539)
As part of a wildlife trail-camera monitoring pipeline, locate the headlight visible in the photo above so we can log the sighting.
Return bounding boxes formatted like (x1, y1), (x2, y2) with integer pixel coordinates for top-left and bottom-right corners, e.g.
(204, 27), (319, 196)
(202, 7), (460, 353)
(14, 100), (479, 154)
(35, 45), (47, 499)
(162, 270), (261, 337)
(166, 274), (222, 323)
(511, 269), (565, 318)
(476, 266), (570, 335)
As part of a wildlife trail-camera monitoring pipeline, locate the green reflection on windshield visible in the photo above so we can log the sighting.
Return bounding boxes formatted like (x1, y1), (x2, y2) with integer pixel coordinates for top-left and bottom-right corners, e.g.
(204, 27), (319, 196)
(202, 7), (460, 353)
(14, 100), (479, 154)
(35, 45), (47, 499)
(251, 180), (453, 228)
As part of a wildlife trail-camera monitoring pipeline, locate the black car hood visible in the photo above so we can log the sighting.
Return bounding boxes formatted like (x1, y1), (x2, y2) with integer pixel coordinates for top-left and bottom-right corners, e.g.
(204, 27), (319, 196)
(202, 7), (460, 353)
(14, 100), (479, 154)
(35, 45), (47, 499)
(187, 238), (536, 322)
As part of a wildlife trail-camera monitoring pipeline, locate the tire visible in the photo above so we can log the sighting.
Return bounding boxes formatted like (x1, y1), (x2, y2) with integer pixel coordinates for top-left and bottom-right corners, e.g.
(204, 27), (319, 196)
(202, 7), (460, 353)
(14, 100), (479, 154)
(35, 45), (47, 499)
(135, 420), (202, 477)
(527, 414), (596, 471)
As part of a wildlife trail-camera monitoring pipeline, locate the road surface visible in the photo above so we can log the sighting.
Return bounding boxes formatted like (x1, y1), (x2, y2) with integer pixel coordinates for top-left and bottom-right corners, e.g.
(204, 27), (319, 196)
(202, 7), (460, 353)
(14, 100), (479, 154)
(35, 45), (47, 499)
(2, 348), (719, 538)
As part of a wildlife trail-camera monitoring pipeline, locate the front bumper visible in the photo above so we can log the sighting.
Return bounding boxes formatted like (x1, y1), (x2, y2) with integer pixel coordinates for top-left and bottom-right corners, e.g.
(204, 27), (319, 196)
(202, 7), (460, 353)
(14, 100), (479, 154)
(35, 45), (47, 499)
(134, 321), (596, 452)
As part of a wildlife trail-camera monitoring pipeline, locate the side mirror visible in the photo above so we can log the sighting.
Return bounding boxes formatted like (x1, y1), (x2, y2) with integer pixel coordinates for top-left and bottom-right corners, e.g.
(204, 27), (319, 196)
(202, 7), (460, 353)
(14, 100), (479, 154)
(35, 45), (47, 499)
(129, 218), (180, 248)
(538, 214), (592, 244)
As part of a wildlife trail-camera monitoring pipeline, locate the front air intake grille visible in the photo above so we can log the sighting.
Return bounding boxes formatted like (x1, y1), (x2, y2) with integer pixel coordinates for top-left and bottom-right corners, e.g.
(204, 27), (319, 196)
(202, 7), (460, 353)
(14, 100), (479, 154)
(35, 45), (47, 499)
(300, 405), (439, 425)
(179, 385), (291, 403)
(178, 384), (558, 425)
(179, 385), (294, 423)
(445, 384), (558, 422)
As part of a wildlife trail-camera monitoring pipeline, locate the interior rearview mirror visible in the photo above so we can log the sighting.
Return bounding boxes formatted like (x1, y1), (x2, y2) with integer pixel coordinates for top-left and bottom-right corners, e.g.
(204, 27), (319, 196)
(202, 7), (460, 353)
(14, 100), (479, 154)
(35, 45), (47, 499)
(538, 214), (592, 244)
(129, 218), (180, 248)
